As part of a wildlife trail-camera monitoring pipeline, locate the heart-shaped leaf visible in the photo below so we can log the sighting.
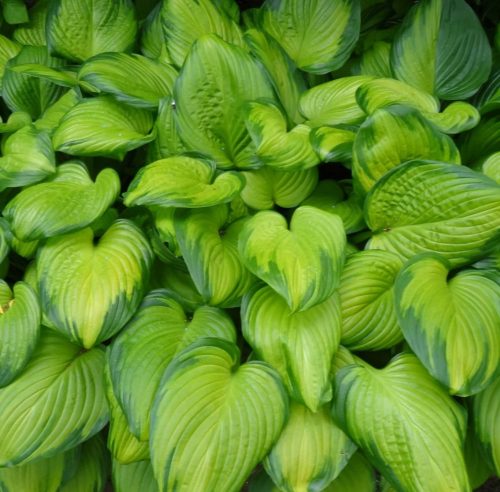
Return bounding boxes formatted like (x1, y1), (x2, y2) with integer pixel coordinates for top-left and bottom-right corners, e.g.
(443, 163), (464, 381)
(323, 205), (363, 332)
(150, 338), (288, 492)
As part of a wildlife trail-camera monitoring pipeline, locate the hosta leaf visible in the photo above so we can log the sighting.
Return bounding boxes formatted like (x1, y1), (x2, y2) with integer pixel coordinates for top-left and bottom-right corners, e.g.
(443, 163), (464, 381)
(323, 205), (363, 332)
(239, 206), (346, 312)
(79, 53), (178, 109)
(0, 34), (20, 88)
(353, 105), (460, 193)
(354, 41), (391, 78)
(395, 253), (500, 396)
(2, 45), (66, 119)
(150, 338), (288, 492)
(366, 160), (500, 266)
(0, 280), (40, 387)
(34, 89), (81, 133)
(245, 101), (319, 170)
(0, 329), (108, 466)
(299, 76), (373, 127)
(174, 34), (275, 170)
(339, 250), (404, 351)
(459, 114), (500, 166)
(37, 219), (154, 348)
(0, 125), (55, 191)
(46, 0), (138, 62)
(482, 152), (500, 184)
(124, 156), (244, 209)
(310, 126), (356, 163)
(12, 0), (49, 46)
(4, 162), (120, 241)
(473, 376), (500, 474)
(160, 0), (244, 68)
(113, 460), (158, 492)
(2, 0), (28, 24)
(8, 63), (78, 88)
(332, 353), (469, 491)
(175, 205), (256, 307)
(261, 0), (360, 74)
(109, 290), (236, 440)
(463, 422), (494, 489)
(391, 0), (491, 100)
(141, 2), (169, 62)
(243, 285), (341, 410)
(423, 102), (480, 135)
(52, 96), (154, 160)
(241, 166), (318, 210)
(0, 111), (31, 134)
(326, 452), (376, 492)
(265, 403), (356, 492)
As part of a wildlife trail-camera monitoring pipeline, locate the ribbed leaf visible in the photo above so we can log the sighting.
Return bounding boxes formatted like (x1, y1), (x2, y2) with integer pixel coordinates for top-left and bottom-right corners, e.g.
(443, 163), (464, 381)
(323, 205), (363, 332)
(339, 250), (404, 351)
(0, 329), (108, 466)
(124, 156), (244, 209)
(355, 41), (391, 78)
(391, 0), (491, 100)
(352, 105), (461, 193)
(79, 53), (178, 109)
(34, 89), (81, 133)
(4, 162), (120, 241)
(150, 338), (288, 492)
(52, 96), (154, 160)
(332, 353), (469, 491)
(395, 253), (500, 395)
(8, 63), (78, 88)
(239, 206), (346, 312)
(265, 402), (356, 492)
(46, 0), (137, 62)
(141, 2), (169, 62)
(463, 422), (494, 489)
(37, 219), (154, 348)
(326, 453), (376, 492)
(174, 34), (275, 169)
(424, 102), (480, 134)
(365, 160), (500, 266)
(261, 0), (360, 74)
(0, 34), (20, 88)
(0, 280), (40, 387)
(482, 152), (500, 184)
(113, 460), (158, 492)
(460, 114), (500, 166)
(109, 290), (236, 440)
(310, 126), (356, 163)
(12, 0), (49, 46)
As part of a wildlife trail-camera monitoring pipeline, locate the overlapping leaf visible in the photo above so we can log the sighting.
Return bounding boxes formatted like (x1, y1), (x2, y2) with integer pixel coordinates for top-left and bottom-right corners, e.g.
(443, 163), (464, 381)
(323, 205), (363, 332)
(113, 460), (158, 492)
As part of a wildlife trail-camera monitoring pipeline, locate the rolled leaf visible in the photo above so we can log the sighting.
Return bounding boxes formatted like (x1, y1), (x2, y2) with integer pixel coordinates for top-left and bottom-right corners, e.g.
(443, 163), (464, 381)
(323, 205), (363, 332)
(239, 206), (346, 312)
(150, 338), (288, 492)
(423, 102), (480, 135)
(34, 89), (81, 133)
(8, 63), (78, 88)
(12, 0), (49, 46)
(310, 126), (356, 163)
(113, 460), (158, 492)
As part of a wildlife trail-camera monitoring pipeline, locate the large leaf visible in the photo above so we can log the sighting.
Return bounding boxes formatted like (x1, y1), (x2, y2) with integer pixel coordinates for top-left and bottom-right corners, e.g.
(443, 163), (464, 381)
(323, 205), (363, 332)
(239, 206), (346, 312)
(12, 0), (49, 46)
(339, 250), (404, 351)
(4, 162), (120, 241)
(0, 280), (40, 387)
(365, 160), (500, 266)
(265, 402), (356, 492)
(260, 0), (360, 74)
(113, 460), (158, 492)
(34, 89), (81, 134)
(108, 290), (236, 440)
(174, 34), (275, 170)
(391, 0), (491, 100)
(52, 96), (154, 160)
(37, 219), (154, 348)
(332, 353), (469, 491)
(0, 34), (20, 88)
(150, 338), (288, 492)
(0, 329), (108, 466)
(123, 156), (244, 209)
(242, 285), (341, 411)
(46, 0), (138, 62)
(395, 253), (500, 396)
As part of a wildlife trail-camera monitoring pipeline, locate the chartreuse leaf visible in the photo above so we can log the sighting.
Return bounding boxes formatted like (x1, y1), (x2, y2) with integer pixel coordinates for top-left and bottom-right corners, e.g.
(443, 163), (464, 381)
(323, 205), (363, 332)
(34, 89), (81, 133)
(113, 460), (158, 492)
(239, 206), (346, 312)
(175, 205), (256, 307)
(391, 0), (491, 100)
(3, 46), (66, 119)
(4, 162), (120, 241)
(12, 0), (49, 46)
(37, 219), (154, 348)
(124, 156), (244, 209)
(245, 101), (320, 170)
(141, 2), (170, 62)
(0, 280), (40, 387)
(423, 102), (480, 134)
(473, 376), (500, 474)
(353, 105), (460, 193)
(326, 452), (376, 492)
(310, 126), (356, 163)
(395, 254), (500, 396)
(46, 0), (137, 62)
(160, 0), (244, 67)
(482, 152), (500, 184)
(0, 111), (31, 134)
(109, 290), (236, 441)
(174, 34), (275, 169)
(0, 329), (108, 466)
(354, 41), (391, 78)
(264, 402), (356, 492)
(0, 125), (55, 191)
(299, 76), (373, 127)
(339, 250), (404, 351)
(243, 285), (341, 410)
(150, 338), (288, 492)
(79, 53), (178, 109)
(8, 63), (78, 88)
(52, 96), (155, 160)
(332, 353), (469, 491)
(261, 0), (360, 74)
(241, 166), (318, 210)
(0, 34), (20, 88)
(366, 160), (500, 266)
